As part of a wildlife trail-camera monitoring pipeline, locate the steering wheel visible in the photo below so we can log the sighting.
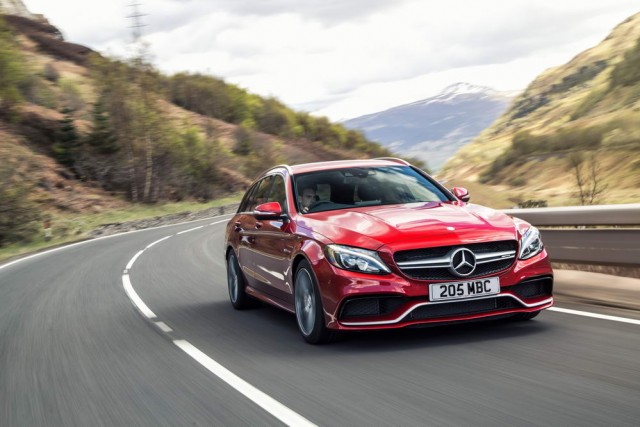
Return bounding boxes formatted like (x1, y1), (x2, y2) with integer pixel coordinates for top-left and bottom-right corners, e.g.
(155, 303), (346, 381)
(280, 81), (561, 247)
(306, 200), (332, 212)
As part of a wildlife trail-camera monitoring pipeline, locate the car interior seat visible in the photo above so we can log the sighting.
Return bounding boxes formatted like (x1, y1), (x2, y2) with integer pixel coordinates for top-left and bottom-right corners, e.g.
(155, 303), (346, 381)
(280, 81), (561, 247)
(330, 183), (355, 204)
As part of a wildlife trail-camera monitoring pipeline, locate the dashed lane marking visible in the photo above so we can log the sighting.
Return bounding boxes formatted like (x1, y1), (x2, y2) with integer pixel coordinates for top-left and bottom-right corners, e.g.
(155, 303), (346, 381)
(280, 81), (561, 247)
(549, 307), (640, 325)
(122, 217), (317, 427)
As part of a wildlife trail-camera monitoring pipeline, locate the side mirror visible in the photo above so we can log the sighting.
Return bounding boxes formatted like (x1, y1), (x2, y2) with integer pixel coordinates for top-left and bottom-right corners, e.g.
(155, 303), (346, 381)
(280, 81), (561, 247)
(254, 202), (286, 219)
(451, 187), (470, 202)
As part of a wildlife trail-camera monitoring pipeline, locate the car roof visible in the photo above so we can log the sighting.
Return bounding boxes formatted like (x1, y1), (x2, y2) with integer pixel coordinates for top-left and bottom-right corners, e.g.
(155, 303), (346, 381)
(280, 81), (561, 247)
(287, 158), (410, 175)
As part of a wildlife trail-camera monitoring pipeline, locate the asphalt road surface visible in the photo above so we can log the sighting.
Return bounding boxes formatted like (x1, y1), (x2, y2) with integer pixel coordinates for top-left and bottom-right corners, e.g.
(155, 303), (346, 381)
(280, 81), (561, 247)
(1, 216), (639, 426)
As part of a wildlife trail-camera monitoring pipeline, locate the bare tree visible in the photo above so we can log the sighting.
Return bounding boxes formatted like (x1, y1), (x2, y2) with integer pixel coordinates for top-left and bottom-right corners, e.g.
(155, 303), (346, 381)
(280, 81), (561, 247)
(586, 153), (607, 205)
(568, 152), (607, 205)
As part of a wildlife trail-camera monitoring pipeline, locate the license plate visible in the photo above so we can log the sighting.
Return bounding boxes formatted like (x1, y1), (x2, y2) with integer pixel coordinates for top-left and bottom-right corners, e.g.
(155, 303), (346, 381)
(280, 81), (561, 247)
(429, 277), (500, 301)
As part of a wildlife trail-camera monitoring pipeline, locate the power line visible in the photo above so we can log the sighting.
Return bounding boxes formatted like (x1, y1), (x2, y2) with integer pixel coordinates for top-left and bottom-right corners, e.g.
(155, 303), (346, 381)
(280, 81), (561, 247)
(127, 2), (147, 43)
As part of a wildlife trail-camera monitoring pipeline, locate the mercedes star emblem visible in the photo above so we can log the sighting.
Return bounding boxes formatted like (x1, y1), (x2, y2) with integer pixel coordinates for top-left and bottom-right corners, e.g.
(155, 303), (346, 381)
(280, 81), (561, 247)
(449, 248), (477, 277)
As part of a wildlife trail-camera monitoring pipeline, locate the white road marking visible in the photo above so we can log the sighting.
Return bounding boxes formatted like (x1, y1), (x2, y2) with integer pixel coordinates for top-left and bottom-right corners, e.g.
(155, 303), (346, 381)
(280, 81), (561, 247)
(125, 250), (144, 270)
(174, 339), (317, 427)
(5, 213), (637, 425)
(155, 321), (173, 333)
(210, 219), (229, 226)
(122, 274), (157, 319)
(549, 307), (640, 325)
(117, 217), (317, 426)
(0, 214), (234, 271)
(146, 235), (172, 249)
(177, 225), (205, 235)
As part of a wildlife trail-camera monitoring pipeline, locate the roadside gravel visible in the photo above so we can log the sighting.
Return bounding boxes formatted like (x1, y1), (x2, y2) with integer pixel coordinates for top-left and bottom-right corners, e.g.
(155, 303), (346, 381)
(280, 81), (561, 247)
(88, 203), (239, 237)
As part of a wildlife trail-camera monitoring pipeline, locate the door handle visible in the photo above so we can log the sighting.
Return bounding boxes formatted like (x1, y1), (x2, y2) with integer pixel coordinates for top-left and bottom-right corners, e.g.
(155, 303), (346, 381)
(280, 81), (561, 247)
(255, 221), (263, 229)
(234, 221), (242, 232)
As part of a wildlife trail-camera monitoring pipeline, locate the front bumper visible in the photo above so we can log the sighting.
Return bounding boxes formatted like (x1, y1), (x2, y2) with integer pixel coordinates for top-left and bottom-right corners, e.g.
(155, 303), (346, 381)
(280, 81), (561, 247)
(315, 250), (554, 331)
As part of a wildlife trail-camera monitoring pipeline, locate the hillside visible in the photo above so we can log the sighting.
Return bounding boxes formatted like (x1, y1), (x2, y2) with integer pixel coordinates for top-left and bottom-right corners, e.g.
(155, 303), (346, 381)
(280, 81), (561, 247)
(343, 83), (514, 171)
(0, 12), (397, 246)
(441, 12), (640, 206)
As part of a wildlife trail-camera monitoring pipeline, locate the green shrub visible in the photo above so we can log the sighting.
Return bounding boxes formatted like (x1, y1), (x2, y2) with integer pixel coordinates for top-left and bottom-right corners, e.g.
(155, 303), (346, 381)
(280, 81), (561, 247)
(0, 163), (41, 247)
(21, 76), (57, 108)
(59, 79), (86, 111)
(0, 16), (25, 115)
(43, 62), (60, 82)
(610, 37), (640, 88)
(550, 61), (607, 94)
(509, 176), (527, 187)
(571, 88), (606, 120)
(517, 199), (548, 208)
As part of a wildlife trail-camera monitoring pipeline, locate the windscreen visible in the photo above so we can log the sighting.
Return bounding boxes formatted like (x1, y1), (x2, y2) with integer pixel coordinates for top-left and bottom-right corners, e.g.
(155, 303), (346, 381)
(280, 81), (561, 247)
(293, 166), (451, 214)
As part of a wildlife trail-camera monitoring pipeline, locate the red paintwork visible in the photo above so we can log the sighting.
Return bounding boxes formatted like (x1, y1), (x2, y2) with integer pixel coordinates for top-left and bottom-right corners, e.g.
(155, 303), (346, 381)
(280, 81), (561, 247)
(225, 159), (554, 331)
(300, 202), (517, 250)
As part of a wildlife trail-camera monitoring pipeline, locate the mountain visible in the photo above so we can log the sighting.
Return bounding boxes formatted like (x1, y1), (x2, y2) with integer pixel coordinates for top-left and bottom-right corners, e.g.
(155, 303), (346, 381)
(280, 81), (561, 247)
(342, 83), (515, 171)
(441, 12), (640, 206)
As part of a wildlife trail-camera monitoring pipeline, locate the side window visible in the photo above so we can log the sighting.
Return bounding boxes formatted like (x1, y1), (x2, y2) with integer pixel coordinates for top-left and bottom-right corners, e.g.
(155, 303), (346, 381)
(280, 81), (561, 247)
(238, 182), (260, 213)
(267, 175), (287, 211)
(246, 176), (274, 212)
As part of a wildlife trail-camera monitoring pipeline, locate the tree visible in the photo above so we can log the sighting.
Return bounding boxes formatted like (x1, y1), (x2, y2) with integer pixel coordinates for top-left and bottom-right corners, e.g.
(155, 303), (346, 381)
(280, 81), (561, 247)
(52, 107), (80, 169)
(0, 163), (41, 247)
(0, 16), (25, 117)
(568, 152), (607, 205)
(86, 96), (118, 154)
(233, 126), (253, 156)
(91, 55), (173, 203)
(255, 97), (291, 135)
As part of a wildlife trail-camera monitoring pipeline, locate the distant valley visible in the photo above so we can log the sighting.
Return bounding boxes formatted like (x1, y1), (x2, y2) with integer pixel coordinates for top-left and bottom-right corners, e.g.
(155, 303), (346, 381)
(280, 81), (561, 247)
(342, 83), (515, 171)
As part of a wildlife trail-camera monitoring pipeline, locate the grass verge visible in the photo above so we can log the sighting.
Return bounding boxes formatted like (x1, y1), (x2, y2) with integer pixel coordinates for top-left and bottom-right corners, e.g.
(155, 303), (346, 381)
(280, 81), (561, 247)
(0, 193), (242, 264)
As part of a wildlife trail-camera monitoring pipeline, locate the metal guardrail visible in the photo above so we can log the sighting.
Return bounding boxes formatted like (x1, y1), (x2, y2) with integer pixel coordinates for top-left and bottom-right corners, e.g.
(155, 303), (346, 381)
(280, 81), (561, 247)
(503, 204), (640, 226)
(503, 204), (640, 267)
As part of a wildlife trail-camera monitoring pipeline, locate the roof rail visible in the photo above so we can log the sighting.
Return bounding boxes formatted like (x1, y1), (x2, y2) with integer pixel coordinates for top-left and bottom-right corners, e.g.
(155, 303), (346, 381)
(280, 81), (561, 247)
(373, 157), (411, 165)
(257, 164), (293, 177)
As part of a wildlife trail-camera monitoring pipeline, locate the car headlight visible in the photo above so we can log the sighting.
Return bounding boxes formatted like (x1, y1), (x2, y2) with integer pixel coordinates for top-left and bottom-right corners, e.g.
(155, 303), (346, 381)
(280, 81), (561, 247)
(325, 244), (391, 274)
(519, 226), (544, 260)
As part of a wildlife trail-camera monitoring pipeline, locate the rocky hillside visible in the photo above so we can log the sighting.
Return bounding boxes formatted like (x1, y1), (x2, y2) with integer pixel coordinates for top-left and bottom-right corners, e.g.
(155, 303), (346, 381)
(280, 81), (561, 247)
(343, 83), (514, 171)
(0, 11), (399, 246)
(0, 13), (392, 211)
(442, 12), (640, 206)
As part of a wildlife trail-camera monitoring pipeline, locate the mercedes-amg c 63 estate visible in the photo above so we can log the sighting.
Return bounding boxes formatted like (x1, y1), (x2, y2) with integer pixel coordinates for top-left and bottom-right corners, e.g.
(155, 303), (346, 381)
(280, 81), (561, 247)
(224, 158), (553, 344)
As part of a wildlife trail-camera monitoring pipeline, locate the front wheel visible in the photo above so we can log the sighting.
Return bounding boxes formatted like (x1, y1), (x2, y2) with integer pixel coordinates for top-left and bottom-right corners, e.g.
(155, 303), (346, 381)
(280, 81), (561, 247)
(227, 252), (256, 310)
(294, 261), (332, 344)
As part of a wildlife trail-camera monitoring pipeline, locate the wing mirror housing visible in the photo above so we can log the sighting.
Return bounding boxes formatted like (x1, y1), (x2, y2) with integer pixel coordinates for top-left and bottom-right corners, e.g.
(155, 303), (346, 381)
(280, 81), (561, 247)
(254, 202), (287, 220)
(451, 187), (470, 202)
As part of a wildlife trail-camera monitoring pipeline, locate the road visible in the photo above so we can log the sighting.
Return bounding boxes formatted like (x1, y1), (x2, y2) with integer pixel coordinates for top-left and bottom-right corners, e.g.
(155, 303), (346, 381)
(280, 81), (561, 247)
(1, 216), (639, 426)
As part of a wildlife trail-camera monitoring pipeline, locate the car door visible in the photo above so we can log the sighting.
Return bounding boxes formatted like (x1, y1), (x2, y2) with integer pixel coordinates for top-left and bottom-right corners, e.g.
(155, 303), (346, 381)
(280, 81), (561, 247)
(250, 174), (297, 302)
(233, 176), (274, 293)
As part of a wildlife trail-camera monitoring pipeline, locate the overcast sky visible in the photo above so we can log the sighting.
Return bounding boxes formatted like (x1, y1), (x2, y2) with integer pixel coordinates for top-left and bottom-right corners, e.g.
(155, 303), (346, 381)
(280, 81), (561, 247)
(22, 0), (640, 120)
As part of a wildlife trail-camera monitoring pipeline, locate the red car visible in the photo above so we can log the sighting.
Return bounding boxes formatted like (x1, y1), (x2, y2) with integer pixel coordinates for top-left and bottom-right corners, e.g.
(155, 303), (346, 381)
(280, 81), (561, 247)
(224, 158), (553, 344)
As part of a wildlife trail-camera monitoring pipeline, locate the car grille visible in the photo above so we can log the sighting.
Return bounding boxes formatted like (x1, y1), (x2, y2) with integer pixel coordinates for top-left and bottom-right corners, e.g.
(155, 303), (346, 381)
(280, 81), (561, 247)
(409, 297), (522, 320)
(509, 276), (553, 299)
(394, 240), (518, 281)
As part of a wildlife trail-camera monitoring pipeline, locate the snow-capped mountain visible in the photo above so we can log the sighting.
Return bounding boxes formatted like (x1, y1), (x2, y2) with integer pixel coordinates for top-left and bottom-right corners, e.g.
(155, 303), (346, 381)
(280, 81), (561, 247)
(342, 83), (516, 171)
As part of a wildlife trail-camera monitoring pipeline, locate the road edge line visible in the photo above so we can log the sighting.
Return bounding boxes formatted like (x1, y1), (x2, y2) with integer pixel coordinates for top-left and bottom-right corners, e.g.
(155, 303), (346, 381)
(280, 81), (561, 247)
(122, 219), (317, 427)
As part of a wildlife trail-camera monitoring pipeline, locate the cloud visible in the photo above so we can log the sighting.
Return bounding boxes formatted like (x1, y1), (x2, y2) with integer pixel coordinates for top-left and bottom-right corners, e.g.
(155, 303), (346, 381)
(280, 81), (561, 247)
(22, 0), (640, 120)
(170, 0), (413, 25)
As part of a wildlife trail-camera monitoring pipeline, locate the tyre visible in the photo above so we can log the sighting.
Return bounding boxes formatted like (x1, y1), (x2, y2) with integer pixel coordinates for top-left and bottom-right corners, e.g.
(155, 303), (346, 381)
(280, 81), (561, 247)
(512, 310), (541, 321)
(227, 252), (256, 310)
(294, 260), (332, 344)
